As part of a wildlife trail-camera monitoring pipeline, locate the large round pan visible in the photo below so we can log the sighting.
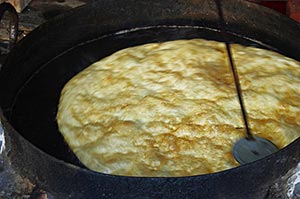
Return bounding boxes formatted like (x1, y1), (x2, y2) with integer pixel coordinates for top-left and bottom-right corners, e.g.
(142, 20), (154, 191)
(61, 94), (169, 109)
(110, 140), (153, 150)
(0, 0), (299, 198)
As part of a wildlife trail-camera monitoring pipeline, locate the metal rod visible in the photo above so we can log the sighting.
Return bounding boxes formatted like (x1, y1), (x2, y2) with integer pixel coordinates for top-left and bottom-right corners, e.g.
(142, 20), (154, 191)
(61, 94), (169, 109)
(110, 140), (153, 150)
(215, 0), (253, 139)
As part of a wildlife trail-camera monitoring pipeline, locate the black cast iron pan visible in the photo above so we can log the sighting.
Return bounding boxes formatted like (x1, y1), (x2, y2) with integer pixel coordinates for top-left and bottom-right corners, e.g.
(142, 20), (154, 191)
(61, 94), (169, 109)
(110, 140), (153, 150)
(0, 0), (299, 198)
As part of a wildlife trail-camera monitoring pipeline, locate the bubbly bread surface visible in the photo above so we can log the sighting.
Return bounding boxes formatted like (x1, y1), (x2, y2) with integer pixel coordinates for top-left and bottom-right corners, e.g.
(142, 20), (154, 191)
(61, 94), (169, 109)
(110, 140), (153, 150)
(57, 39), (300, 177)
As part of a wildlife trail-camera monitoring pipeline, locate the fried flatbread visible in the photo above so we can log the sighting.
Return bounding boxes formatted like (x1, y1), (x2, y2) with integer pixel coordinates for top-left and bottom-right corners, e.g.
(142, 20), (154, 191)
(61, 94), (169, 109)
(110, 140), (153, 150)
(57, 39), (300, 177)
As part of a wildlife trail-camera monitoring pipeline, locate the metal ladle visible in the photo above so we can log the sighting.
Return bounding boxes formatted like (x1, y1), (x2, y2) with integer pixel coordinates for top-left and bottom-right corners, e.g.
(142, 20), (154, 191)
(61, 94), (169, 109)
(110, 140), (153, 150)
(215, 0), (278, 165)
(226, 38), (278, 164)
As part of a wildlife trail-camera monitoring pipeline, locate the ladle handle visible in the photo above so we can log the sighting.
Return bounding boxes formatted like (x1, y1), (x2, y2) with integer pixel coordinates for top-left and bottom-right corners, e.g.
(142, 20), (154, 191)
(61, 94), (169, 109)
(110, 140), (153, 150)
(0, 3), (19, 52)
(214, 0), (253, 139)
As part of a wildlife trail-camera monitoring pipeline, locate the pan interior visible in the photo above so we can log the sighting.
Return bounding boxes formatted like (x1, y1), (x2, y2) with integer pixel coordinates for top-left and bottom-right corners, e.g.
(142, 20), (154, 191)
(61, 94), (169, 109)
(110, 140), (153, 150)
(7, 26), (278, 167)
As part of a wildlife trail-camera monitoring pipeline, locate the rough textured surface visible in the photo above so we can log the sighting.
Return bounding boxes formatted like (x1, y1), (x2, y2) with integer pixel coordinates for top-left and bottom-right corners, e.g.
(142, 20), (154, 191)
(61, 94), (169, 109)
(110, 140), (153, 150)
(0, 0), (32, 13)
(0, 127), (56, 198)
(57, 39), (300, 177)
(267, 163), (300, 199)
(0, 143), (35, 198)
(0, 0), (88, 42)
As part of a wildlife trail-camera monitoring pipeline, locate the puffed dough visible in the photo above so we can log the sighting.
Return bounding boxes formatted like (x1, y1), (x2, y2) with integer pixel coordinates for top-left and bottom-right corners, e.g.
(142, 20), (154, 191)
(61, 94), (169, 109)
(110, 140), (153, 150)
(57, 39), (300, 177)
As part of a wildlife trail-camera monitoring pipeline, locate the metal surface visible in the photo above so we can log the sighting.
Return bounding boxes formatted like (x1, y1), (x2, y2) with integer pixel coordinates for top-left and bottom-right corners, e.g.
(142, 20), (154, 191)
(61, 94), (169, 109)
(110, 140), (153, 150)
(0, 2), (17, 161)
(0, 3), (19, 52)
(215, 0), (278, 164)
(0, 0), (299, 198)
(233, 137), (279, 165)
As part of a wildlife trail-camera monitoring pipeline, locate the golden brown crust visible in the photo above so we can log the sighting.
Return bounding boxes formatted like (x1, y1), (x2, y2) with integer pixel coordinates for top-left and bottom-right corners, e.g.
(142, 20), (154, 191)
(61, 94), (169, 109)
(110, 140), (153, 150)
(57, 39), (300, 177)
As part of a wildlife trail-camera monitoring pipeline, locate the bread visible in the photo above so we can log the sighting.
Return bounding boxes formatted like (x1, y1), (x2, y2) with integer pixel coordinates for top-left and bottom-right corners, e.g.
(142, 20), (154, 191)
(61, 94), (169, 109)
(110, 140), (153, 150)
(57, 39), (300, 177)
